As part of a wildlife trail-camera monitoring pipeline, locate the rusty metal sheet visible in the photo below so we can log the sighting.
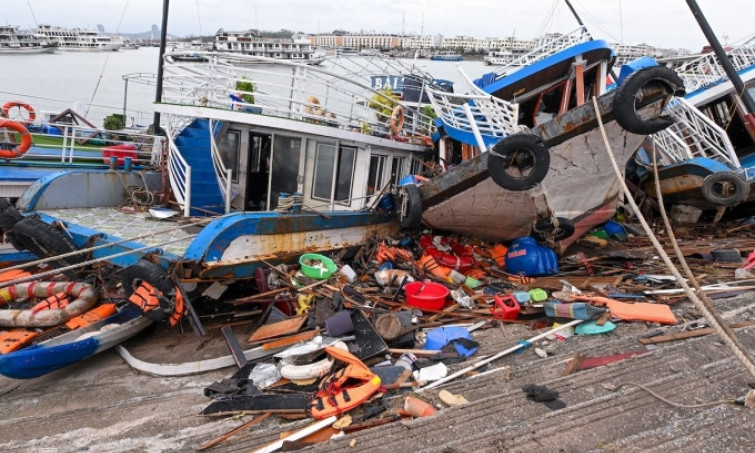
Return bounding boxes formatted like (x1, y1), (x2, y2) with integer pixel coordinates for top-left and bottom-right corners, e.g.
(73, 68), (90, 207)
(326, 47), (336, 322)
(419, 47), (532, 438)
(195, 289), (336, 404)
(247, 316), (307, 342)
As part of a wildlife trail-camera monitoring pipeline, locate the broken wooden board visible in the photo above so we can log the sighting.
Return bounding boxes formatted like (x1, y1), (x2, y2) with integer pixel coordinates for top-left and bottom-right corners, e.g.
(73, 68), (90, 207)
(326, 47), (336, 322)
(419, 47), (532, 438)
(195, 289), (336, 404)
(200, 394), (310, 417)
(248, 316), (308, 343)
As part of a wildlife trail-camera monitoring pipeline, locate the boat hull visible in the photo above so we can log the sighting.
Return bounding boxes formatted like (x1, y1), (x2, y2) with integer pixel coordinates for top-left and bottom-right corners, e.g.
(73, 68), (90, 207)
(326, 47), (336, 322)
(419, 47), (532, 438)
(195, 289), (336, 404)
(0, 46), (56, 55)
(0, 307), (151, 379)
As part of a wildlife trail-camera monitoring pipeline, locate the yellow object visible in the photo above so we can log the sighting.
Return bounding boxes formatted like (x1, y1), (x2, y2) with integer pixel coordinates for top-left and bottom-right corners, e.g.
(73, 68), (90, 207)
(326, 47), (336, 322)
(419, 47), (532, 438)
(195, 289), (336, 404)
(297, 294), (314, 316)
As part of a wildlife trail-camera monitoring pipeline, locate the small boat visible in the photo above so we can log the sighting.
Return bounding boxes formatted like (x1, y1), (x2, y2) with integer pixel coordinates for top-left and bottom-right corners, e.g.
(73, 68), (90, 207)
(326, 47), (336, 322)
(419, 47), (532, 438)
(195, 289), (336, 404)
(415, 27), (683, 253)
(0, 25), (56, 54)
(430, 54), (463, 62)
(0, 305), (152, 379)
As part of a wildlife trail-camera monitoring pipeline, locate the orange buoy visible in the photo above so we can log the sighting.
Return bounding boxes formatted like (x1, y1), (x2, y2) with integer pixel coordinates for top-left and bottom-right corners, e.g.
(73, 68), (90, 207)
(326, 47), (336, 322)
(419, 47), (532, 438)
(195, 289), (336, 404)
(1, 101), (36, 125)
(0, 119), (32, 158)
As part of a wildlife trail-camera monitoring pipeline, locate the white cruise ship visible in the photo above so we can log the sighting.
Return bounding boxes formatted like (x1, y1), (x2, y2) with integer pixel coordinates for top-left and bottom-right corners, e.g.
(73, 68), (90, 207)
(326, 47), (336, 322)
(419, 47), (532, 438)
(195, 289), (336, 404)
(0, 25), (56, 54)
(32, 25), (123, 51)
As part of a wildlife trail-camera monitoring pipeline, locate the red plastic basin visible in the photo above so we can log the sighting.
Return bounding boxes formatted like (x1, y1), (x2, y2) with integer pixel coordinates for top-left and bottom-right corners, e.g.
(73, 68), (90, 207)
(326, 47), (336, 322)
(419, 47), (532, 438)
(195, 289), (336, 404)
(404, 281), (449, 310)
(102, 144), (138, 165)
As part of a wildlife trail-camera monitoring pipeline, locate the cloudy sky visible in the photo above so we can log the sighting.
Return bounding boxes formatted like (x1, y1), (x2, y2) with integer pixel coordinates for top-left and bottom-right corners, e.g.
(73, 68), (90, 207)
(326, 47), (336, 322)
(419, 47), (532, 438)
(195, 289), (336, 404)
(4, 0), (753, 51)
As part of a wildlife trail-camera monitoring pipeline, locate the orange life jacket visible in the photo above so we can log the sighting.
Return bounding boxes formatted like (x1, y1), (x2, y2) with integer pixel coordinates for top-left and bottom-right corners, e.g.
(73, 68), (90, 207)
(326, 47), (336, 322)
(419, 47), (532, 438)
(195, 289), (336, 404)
(65, 304), (118, 330)
(128, 281), (172, 321)
(168, 288), (185, 327)
(0, 269), (32, 283)
(308, 346), (381, 419)
(0, 329), (38, 354)
(31, 292), (69, 315)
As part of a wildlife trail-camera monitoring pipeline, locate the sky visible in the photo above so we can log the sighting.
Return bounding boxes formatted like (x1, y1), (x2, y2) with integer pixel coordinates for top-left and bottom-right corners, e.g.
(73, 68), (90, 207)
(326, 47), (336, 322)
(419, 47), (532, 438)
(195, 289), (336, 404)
(3, 0), (753, 51)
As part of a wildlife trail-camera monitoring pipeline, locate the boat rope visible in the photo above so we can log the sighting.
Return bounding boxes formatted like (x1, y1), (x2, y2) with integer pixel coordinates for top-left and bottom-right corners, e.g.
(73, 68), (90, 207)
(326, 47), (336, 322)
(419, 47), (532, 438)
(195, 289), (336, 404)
(592, 96), (755, 391)
(609, 382), (737, 408)
(1, 216), (216, 274)
(0, 234), (197, 289)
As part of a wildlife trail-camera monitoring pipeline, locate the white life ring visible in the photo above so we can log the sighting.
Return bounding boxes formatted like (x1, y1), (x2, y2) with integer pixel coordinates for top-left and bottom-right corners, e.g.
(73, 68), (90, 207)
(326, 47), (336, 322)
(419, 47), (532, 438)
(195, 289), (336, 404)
(279, 340), (348, 381)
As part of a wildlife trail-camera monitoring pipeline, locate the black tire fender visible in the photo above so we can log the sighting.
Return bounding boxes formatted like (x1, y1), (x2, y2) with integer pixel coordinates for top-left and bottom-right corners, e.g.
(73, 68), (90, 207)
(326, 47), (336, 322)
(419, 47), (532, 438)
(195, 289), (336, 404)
(701, 171), (750, 207)
(0, 198), (25, 251)
(612, 66), (685, 135)
(488, 134), (550, 191)
(120, 260), (176, 321)
(398, 184), (423, 229)
(11, 216), (83, 276)
(532, 216), (576, 241)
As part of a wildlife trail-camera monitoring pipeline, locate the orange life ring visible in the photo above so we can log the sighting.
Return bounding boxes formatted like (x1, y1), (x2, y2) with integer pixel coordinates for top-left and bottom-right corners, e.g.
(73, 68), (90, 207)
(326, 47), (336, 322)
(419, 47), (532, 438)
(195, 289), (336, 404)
(0, 119), (32, 159)
(419, 234), (475, 272)
(2, 101), (36, 125)
(389, 105), (404, 135)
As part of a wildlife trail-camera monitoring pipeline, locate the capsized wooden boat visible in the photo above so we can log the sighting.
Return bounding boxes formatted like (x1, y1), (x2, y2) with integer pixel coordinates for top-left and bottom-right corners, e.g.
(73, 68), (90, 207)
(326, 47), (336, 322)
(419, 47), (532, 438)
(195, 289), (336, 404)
(417, 27), (684, 253)
(0, 305), (151, 379)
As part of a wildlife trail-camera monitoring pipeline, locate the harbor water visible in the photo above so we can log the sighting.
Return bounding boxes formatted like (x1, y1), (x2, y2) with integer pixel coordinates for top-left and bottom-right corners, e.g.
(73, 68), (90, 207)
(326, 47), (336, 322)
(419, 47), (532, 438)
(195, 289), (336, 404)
(0, 48), (490, 129)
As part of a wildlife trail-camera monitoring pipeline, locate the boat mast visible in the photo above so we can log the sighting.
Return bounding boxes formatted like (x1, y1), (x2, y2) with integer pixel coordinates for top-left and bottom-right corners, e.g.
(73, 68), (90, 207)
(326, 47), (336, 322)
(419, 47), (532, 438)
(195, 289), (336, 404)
(685, 0), (755, 129)
(563, 0), (618, 80)
(152, 0), (170, 133)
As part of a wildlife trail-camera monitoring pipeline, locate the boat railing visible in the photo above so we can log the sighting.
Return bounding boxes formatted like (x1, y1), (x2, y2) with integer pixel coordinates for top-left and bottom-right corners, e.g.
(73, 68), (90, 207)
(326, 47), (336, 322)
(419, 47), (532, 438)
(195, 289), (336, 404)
(159, 52), (436, 141)
(653, 97), (740, 168)
(164, 118), (192, 217)
(427, 67), (519, 149)
(208, 118), (233, 214)
(668, 35), (755, 93)
(10, 122), (160, 167)
(490, 26), (593, 78)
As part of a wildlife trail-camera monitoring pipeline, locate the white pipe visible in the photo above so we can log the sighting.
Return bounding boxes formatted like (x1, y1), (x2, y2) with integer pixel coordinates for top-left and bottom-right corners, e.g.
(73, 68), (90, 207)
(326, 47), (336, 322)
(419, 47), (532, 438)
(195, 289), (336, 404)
(252, 416), (337, 453)
(420, 319), (582, 391)
(462, 103), (487, 152)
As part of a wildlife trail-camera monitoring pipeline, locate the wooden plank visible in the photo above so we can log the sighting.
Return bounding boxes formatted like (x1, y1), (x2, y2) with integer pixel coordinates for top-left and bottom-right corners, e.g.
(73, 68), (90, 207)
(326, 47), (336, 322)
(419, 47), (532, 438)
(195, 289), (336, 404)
(638, 321), (755, 345)
(221, 326), (248, 369)
(198, 412), (271, 450)
(248, 316), (307, 342)
(259, 330), (320, 350)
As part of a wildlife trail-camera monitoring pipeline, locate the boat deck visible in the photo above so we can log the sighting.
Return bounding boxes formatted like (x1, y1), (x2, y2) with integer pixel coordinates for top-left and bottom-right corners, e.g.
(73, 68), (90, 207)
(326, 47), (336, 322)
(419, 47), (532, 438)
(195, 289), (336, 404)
(41, 207), (195, 257)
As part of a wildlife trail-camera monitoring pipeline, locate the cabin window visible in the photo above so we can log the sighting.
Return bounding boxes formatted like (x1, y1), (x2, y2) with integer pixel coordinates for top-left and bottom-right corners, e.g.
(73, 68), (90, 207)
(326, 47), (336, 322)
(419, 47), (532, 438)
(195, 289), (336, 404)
(217, 129), (240, 182)
(367, 155), (386, 196)
(312, 143), (356, 204)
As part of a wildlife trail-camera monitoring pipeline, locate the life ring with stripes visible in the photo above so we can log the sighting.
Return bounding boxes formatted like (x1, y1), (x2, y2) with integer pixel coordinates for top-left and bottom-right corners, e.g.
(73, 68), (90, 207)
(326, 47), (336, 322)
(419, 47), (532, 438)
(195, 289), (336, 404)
(1, 101), (36, 125)
(389, 105), (405, 135)
(0, 119), (32, 159)
(0, 281), (99, 327)
(419, 234), (475, 272)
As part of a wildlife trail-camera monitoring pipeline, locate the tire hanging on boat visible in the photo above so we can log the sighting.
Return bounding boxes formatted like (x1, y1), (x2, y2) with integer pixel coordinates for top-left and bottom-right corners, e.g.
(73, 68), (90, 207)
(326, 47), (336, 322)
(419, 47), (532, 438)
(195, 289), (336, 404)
(11, 216), (84, 277)
(531, 216), (575, 242)
(0, 198), (25, 251)
(487, 133), (550, 191)
(398, 183), (422, 229)
(0, 281), (99, 327)
(700, 171), (750, 206)
(612, 66), (685, 135)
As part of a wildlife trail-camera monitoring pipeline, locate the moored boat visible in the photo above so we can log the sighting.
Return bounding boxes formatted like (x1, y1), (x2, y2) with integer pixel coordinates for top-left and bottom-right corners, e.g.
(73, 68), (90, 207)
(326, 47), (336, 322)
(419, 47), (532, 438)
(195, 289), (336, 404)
(32, 25), (123, 52)
(0, 25), (56, 54)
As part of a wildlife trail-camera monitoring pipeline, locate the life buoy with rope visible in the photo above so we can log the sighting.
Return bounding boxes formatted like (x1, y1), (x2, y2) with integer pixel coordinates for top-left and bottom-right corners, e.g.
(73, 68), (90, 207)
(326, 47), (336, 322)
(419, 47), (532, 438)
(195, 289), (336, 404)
(305, 96), (321, 115)
(0, 119), (32, 159)
(389, 105), (404, 135)
(0, 281), (99, 327)
(612, 65), (685, 135)
(1, 101), (36, 125)
(419, 234), (475, 272)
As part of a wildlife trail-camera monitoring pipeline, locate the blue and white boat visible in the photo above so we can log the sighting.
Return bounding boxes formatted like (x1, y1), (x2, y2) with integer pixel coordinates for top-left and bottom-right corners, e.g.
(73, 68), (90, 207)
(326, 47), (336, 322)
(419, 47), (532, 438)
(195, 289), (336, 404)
(415, 27), (684, 252)
(632, 36), (755, 210)
(5, 52), (439, 280)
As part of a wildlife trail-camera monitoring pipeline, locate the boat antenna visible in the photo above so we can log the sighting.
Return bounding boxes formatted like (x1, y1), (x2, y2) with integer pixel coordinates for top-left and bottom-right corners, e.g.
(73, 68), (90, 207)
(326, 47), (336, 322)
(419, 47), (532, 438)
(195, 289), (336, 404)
(563, 0), (618, 80)
(685, 0), (755, 128)
(27, 1), (39, 27)
(153, 0), (170, 134)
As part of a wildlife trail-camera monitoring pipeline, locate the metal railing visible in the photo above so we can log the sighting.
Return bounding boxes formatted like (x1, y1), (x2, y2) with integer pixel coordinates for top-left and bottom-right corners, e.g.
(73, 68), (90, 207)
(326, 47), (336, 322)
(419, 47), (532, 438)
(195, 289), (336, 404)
(666, 35), (755, 94)
(427, 67), (519, 150)
(490, 26), (593, 78)
(164, 118), (192, 217)
(653, 97), (740, 168)
(208, 118), (232, 214)
(159, 52), (437, 140)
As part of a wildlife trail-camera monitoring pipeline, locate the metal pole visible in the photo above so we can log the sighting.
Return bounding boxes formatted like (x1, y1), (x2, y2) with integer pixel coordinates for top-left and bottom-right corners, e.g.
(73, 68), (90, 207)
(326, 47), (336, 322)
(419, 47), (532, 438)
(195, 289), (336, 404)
(123, 78), (128, 122)
(685, 0), (755, 115)
(152, 0), (170, 133)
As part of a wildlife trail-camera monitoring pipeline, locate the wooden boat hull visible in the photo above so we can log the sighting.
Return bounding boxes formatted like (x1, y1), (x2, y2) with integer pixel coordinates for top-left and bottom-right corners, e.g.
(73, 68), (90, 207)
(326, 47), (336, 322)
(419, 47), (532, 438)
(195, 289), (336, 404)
(0, 306), (151, 379)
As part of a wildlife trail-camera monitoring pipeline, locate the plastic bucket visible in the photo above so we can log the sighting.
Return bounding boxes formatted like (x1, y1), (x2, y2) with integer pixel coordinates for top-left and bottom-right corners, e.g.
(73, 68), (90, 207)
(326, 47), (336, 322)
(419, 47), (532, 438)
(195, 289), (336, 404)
(299, 253), (337, 280)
